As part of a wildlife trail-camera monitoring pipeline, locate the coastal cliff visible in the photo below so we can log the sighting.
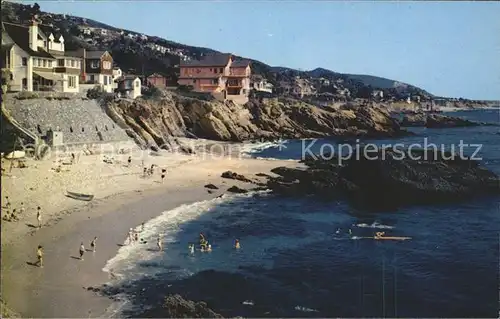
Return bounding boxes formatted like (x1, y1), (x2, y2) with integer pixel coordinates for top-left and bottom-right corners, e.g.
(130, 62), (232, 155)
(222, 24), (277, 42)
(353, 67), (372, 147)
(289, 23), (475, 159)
(105, 91), (406, 149)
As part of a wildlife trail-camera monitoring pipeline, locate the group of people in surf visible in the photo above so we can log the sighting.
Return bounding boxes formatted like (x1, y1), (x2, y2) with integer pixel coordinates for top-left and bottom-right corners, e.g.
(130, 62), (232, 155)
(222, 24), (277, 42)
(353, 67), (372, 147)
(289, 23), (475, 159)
(190, 232), (240, 253)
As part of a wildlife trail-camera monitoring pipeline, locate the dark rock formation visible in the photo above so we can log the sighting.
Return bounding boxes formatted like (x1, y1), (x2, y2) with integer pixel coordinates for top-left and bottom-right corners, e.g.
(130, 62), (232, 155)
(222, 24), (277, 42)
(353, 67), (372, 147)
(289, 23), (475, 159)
(221, 171), (252, 183)
(398, 112), (492, 128)
(159, 294), (223, 318)
(204, 184), (219, 189)
(426, 114), (481, 128)
(227, 186), (248, 194)
(267, 148), (499, 211)
(400, 112), (427, 127)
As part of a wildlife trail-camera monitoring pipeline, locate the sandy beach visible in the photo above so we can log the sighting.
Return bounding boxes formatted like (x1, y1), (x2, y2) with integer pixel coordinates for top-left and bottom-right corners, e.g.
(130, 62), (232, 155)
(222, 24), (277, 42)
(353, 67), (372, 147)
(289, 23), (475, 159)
(0, 140), (299, 317)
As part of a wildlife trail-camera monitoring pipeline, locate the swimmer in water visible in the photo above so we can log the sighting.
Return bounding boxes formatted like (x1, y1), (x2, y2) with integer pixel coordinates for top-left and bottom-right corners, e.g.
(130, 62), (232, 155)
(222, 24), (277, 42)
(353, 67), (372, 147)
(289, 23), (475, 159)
(157, 236), (162, 251)
(234, 239), (240, 249)
(335, 228), (341, 234)
(189, 244), (195, 254)
(207, 244), (212, 252)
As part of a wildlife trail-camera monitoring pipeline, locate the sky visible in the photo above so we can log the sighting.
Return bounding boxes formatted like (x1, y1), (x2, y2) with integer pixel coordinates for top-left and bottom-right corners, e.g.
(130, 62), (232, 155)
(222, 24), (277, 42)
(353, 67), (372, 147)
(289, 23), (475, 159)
(18, 0), (500, 100)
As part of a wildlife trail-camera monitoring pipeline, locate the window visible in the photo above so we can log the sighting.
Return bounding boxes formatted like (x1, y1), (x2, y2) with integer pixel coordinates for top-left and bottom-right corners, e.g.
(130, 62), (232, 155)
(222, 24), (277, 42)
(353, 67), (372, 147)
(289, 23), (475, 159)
(48, 60), (52, 67)
(219, 68), (223, 73)
(58, 59), (64, 67)
(37, 59), (41, 67)
(209, 68), (212, 72)
(212, 79), (218, 85)
(104, 76), (108, 85)
(43, 41), (47, 48)
(135, 80), (139, 87)
(90, 75), (95, 82)
(66, 60), (70, 67)
(42, 60), (47, 67)
(71, 60), (75, 67)
(68, 76), (76, 88)
(90, 61), (99, 69)
(193, 79), (197, 84)
(22, 57), (27, 66)
(103, 61), (111, 69)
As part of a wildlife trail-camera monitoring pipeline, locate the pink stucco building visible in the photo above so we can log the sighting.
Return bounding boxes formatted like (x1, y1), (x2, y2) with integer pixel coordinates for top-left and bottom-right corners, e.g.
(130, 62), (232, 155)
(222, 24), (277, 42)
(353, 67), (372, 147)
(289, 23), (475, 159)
(178, 53), (251, 104)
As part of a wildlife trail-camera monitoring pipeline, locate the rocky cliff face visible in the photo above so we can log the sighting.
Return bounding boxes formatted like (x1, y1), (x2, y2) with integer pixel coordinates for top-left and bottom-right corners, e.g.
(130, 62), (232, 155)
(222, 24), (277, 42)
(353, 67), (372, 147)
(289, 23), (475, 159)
(105, 91), (406, 149)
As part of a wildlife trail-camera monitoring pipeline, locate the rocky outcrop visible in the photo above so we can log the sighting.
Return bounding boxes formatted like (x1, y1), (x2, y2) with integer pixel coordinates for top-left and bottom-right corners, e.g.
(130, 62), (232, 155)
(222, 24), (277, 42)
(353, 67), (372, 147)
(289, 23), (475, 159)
(267, 148), (499, 211)
(425, 114), (481, 128)
(227, 186), (248, 194)
(221, 171), (252, 183)
(106, 91), (407, 148)
(159, 294), (223, 318)
(399, 112), (492, 128)
(399, 112), (427, 127)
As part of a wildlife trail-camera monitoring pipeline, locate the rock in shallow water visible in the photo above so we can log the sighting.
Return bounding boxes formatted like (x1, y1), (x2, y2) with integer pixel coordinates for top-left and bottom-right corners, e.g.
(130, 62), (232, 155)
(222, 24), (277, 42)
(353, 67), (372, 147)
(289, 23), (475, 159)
(267, 148), (499, 211)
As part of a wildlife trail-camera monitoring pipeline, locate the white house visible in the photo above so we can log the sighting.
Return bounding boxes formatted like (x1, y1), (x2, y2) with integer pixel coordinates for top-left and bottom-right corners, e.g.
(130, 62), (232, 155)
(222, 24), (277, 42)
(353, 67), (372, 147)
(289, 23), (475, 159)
(116, 75), (141, 99)
(2, 20), (81, 93)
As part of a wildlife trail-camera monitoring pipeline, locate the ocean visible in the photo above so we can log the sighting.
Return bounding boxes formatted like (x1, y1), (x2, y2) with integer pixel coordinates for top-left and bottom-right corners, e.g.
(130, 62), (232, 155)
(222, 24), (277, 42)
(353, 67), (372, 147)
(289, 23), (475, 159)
(100, 109), (500, 318)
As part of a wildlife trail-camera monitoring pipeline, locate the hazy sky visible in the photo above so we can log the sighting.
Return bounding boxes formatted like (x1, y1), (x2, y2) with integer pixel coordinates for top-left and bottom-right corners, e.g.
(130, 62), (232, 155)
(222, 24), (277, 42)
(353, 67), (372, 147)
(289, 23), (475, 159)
(20, 0), (500, 100)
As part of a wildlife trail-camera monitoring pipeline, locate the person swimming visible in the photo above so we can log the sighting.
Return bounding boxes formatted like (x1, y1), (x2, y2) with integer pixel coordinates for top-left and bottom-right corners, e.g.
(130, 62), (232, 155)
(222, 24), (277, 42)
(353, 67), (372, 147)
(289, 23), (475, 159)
(207, 244), (212, 252)
(189, 244), (195, 254)
(375, 231), (385, 238)
(234, 239), (240, 249)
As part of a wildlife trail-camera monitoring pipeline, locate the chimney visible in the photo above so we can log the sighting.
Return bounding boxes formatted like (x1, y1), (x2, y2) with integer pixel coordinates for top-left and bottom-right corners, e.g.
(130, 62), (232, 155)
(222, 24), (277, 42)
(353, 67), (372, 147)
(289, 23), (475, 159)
(28, 18), (38, 51)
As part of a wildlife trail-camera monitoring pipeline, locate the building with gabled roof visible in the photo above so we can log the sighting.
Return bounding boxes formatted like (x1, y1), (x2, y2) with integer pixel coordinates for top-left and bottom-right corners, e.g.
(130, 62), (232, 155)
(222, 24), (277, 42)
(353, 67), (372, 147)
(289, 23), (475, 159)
(1, 20), (81, 92)
(178, 53), (251, 104)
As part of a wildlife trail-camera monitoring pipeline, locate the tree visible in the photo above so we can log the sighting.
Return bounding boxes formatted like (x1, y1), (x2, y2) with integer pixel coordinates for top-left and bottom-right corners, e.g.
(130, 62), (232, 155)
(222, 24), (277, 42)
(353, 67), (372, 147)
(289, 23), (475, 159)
(32, 3), (41, 14)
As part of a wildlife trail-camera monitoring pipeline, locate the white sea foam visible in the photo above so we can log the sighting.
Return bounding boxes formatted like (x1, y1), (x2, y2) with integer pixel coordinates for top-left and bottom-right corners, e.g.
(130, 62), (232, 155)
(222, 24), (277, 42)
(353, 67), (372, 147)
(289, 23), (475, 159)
(294, 305), (319, 312)
(242, 300), (254, 306)
(355, 222), (394, 229)
(102, 191), (262, 277)
(239, 140), (289, 159)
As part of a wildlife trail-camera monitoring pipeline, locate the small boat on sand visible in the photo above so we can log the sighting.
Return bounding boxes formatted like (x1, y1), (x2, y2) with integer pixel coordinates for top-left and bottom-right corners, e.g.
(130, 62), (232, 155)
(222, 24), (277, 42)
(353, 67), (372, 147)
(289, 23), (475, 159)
(66, 191), (94, 201)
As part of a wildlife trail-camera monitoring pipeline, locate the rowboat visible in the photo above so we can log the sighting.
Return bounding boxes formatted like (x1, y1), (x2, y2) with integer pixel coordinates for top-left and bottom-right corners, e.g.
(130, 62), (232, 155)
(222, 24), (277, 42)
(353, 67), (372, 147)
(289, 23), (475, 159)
(66, 191), (94, 201)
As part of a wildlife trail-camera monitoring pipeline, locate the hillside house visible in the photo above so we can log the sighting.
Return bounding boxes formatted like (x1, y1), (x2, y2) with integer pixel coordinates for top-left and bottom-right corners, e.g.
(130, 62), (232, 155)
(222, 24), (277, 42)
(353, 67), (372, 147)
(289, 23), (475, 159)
(251, 75), (273, 93)
(116, 75), (142, 99)
(1, 20), (81, 93)
(112, 67), (122, 81)
(178, 53), (251, 104)
(145, 73), (167, 87)
(69, 49), (114, 92)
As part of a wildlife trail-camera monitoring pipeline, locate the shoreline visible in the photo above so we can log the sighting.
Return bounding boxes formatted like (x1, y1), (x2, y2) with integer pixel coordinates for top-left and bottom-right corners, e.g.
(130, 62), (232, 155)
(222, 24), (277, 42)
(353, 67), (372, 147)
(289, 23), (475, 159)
(1, 143), (300, 317)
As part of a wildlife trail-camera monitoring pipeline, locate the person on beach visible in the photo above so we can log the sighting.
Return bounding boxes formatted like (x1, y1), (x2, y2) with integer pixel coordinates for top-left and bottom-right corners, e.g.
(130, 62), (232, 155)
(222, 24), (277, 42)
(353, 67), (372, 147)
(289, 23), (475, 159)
(141, 222), (145, 232)
(127, 156), (132, 167)
(134, 232), (139, 242)
(157, 236), (163, 251)
(37, 207), (42, 228)
(143, 167), (148, 177)
(36, 245), (43, 267)
(90, 237), (97, 252)
(71, 153), (75, 164)
(161, 168), (166, 183)
(79, 242), (85, 260)
(234, 239), (241, 249)
(5, 196), (11, 209)
(128, 228), (134, 244)
(19, 202), (25, 215)
(10, 208), (18, 221)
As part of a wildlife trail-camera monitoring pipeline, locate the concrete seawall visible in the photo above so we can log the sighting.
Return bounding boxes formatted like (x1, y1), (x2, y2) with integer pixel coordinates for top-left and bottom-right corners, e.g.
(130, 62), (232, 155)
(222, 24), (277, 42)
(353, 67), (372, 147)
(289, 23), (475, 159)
(3, 95), (133, 148)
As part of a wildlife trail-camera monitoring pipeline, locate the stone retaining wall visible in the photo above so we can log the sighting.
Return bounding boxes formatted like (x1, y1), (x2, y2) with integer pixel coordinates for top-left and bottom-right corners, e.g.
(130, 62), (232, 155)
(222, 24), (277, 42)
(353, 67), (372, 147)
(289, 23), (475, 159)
(3, 95), (132, 145)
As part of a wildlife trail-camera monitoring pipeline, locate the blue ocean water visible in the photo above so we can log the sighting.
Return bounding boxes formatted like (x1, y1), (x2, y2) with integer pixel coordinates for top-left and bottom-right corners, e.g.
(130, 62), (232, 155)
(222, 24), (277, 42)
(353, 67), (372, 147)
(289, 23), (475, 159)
(102, 109), (499, 318)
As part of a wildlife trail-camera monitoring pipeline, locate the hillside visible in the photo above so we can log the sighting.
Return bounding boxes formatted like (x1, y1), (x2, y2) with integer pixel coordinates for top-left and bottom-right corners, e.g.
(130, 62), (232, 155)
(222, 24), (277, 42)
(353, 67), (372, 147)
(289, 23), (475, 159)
(0, 1), (480, 102)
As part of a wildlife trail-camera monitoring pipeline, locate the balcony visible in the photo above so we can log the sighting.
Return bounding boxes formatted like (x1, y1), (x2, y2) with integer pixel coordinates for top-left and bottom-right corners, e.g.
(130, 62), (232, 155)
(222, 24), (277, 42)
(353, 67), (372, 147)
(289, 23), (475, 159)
(226, 80), (242, 88)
